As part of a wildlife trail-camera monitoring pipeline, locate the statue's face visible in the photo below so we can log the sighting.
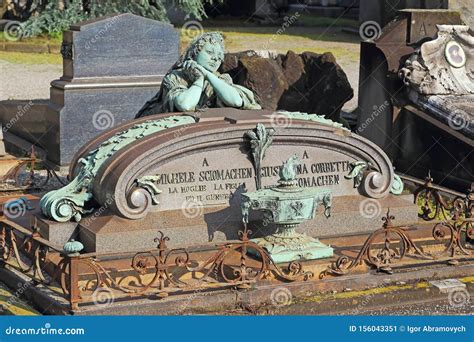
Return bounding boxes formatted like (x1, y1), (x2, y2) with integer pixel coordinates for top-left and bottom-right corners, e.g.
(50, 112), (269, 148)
(195, 42), (224, 72)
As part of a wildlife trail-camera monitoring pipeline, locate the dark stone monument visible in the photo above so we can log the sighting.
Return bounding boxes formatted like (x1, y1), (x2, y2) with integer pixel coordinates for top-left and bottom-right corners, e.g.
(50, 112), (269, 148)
(14, 14), (179, 168)
(220, 51), (353, 121)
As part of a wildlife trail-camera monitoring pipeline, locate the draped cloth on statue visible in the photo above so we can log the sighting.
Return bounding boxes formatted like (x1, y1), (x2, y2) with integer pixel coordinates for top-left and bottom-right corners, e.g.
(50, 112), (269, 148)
(136, 70), (261, 117)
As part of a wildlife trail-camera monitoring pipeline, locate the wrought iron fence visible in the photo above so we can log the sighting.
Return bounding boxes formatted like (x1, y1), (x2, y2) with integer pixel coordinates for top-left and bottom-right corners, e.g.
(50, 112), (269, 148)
(0, 175), (472, 311)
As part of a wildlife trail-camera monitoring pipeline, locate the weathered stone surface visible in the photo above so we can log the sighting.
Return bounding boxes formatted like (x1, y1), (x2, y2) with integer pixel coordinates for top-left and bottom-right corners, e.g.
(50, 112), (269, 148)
(399, 25), (474, 96)
(220, 50), (353, 121)
(36, 216), (78, 248)
(392, 24), (473, 190)
(356, 10), (462, 148)
(79, 194), (418, 253)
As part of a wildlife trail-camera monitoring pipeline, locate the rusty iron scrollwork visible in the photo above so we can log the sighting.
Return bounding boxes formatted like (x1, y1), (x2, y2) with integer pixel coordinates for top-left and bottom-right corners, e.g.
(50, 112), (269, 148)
(431, 219), (473, 262)
(74, 227), (313, 302)
(414, 173), (472, 221)
(0, 222), (52, 282)
(320, 210), (431, 277)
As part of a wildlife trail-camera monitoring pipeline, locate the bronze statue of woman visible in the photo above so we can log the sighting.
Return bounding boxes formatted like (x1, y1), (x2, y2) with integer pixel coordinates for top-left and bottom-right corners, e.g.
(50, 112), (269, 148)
(136, 32), (261, 117)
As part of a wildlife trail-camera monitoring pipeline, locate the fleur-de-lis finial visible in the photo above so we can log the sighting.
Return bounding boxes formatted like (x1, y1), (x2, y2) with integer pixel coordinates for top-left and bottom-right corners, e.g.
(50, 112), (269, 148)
(382, 209), (395, 228)
(154, 231), (170, 250)
(426, 170), (433, 184)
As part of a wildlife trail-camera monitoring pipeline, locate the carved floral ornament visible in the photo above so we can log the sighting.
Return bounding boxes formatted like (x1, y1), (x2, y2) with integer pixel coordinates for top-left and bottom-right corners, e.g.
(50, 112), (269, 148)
(399, 25), (474, 95)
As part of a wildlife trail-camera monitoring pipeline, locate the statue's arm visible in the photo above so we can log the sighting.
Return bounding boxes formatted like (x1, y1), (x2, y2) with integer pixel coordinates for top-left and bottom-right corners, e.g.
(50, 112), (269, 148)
(205, 73), (243, 108)
(173, 77), (204, 112)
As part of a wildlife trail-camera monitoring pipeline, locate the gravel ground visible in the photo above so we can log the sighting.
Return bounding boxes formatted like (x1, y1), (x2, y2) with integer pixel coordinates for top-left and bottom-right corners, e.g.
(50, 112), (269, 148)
(0, 60), (62, 101)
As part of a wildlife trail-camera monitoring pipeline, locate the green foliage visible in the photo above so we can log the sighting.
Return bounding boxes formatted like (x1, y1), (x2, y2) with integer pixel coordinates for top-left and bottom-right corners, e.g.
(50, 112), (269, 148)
(87, 0), (168, 21)
(22, 0), (88, 38)
(21, 0), (220, 38)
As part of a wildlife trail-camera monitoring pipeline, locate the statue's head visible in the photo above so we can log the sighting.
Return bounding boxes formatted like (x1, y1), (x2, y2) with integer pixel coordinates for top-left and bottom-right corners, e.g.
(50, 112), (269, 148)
(182, 32), (225, 73)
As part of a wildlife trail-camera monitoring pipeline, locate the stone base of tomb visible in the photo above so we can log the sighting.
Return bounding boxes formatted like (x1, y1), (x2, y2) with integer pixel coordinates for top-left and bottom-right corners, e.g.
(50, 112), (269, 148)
(31, 193), (418, 254)
(1, 179), (470, 316)
(74, 194), (417, 253)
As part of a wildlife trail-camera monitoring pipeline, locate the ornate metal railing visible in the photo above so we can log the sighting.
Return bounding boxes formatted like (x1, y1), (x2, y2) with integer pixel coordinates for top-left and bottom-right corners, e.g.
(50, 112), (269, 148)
(0, 216), (314, 310)
(0, 174), (473, 311)
(320, 174), (473, 278)
(69, 226), (314, 310)
(401, 172), (473, 221)
(320, 211), (473, 278)
(0, 218), (63, 283)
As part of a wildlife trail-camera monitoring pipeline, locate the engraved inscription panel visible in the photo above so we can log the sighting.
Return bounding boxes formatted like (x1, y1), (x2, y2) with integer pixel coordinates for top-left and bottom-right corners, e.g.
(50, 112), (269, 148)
(151, 145), (357, 211)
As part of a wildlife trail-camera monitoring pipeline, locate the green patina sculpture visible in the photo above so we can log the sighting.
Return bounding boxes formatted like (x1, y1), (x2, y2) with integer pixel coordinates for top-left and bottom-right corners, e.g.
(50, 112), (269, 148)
(63, 239), (84, 256)
(40, 115), (196, 222)
(245, 123), (275, 190)
(241, 155), (333, 263)
(136, 32), (261, 117)
(345, 161), (404, 195)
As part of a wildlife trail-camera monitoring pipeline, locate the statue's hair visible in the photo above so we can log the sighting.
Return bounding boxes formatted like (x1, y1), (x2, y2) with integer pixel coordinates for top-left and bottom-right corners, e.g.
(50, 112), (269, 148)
(186, 32), (224, 60)
(173, 32), (224, 69)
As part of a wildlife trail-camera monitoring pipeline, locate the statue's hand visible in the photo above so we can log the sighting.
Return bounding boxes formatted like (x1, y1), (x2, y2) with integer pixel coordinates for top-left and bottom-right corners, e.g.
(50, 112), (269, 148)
(193, 63), (211, 76)
(183, 60), (205, 80)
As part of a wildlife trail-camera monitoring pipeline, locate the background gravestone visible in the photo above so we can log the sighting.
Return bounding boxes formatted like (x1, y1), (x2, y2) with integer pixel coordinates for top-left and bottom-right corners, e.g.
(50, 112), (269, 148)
(42, 13), (179, 167)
